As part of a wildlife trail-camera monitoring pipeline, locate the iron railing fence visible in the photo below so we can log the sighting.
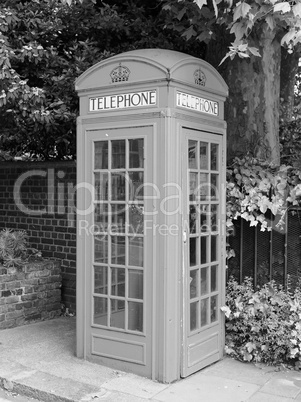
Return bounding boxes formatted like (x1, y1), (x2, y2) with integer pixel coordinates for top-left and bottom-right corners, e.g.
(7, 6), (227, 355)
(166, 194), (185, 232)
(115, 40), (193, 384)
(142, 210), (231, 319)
(227, 208), (301, 288)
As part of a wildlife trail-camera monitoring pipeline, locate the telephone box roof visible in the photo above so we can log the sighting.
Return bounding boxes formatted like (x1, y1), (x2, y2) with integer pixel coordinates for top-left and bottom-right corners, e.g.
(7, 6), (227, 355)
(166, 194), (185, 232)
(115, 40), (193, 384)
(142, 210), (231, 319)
(75, 48), (228, 97)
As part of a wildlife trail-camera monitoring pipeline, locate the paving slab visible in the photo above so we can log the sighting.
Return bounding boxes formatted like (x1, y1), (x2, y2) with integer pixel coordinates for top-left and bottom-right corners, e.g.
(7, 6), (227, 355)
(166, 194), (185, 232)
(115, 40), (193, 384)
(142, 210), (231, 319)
(0, 387), (40, 402)
(259, 371), (301, 399)
(201, 357), (276, 386)
(102, 374), (168, 399)
(6, 370), (103, 402)
(80, 389), (148, 402)
(248, 392), (295, 402)
(153, 373), (260, 402)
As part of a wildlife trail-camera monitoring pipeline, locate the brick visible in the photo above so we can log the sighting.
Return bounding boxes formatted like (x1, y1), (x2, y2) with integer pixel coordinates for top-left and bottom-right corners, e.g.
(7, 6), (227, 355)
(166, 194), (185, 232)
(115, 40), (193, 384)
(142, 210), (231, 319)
(0, 320), (15, 329)
(6, 310), (24, 319)
(25, 313), (41, 321)
(56, 226), (68, 233)
(21, 294), (37, 301)
(55, 240), (66, 247)
(65, 267), (76, 274)
(0, 305), (8, 314)
(2, 290), (12, 297)
(38, 277), (50, 285)
(46, 275), (61, 283)
(16, 272), (25, 280)
(24, 278), (39, 286)
(24, 286), (33, 294)
(14, 288), (24, 296)
(25, 264), (40, 272)
(6, 267), (17, 275)
(7, 304), (17, 312)
(36, 270), (50, 277)
(0, 275), (16, 283)
(24, 307), (39, 316)
(33, 299), (46, 308)
(47, 289), (61, 298)
(62, 273), (76, 281)
(41, 238), (54, 244)
(67, 253), (76, 261)
(37, 291), (47, 299)
(41, 311), (50, 319)
(25, 272), (37, 279)
(0, 314), (5, 322)
(47, 282), (61, 290)
(15, 317), (25, 326)
(34, 284), (47, 292)
(5, 296), (20, 304)
(46, 303), (60, 312)
(5, 281), (21, 290)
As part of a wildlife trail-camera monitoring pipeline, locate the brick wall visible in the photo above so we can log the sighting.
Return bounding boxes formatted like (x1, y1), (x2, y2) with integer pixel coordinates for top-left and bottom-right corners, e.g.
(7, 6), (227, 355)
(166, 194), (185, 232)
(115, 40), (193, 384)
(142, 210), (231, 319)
(0, 161), (76, 312)
(0, 259), (61, 329)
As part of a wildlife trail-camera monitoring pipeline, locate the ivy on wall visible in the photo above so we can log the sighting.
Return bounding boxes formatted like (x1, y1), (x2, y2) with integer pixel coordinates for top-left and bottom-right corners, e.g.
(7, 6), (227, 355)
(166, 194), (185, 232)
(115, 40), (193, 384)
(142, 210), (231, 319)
(226, 156), (301, 234)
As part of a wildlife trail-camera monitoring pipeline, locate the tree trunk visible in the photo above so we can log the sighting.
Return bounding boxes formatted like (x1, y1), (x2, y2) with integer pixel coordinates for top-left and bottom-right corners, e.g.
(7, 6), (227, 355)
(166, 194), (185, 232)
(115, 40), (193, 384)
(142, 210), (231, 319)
(207, 27), (281, 165)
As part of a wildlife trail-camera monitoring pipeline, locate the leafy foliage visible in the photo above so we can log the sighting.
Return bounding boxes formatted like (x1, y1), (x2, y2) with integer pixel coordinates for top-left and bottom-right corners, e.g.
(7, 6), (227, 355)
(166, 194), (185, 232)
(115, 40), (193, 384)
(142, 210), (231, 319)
(222, 277), (301, 368)
(0, 0), (205, 160)
(280, 118), (301, 169)
(162, 0), (301, 62)
(226, 156), (301, 232)
(0, 229), (41, 267)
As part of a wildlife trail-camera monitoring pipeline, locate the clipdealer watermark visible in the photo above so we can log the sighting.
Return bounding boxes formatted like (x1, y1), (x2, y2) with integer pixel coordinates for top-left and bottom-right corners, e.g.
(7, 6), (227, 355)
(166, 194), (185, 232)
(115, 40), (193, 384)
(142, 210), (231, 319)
(12, 168), (228, 234)
(77, 218), (223, 239)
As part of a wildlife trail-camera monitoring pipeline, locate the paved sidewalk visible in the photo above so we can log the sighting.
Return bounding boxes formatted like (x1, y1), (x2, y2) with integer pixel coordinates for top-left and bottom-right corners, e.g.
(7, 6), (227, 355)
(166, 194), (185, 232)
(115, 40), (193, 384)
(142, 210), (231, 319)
(0, 317), (301, 401)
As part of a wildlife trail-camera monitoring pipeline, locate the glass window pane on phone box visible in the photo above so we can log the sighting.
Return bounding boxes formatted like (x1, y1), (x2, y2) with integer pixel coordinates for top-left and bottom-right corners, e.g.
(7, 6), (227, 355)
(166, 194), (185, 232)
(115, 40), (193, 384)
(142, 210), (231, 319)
(95, 141), (108, 170)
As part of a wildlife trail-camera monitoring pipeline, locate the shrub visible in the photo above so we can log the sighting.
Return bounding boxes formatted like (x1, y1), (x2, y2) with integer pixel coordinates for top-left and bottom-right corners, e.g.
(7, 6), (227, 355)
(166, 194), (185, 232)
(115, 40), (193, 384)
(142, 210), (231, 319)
(226, 156), (301, 233)
(221, 277), (301, 368)
(0, 228), (41, 267)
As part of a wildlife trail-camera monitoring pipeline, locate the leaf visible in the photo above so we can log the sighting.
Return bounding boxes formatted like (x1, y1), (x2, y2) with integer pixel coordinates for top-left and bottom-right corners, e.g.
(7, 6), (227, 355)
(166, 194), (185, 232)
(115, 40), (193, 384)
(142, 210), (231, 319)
(246, 342), (256, 353)
(241, 2), (251, 17)
(194, 0), (207, 9)
(177, 7), (187, 20)
(248, 47), (261, 57)
(266, 15), (276, 31)
(212, 0), (219, 17)
(281, 29), (296, 46)
(230, 22), (246, 41)
(225, 345), (236, 355)
(277, 181), (287, 191)
(233, 3), (242, 21)
(291, 348), (299, 358)
(233, 2), (251, 21)
(293, 3), (301, 17)
(221, 306), (231, 318)
(274, 2), (291, 14)
(243, 351), (253, 361)
(182, 25), (197, 40)
(196, 31), (212, 42)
